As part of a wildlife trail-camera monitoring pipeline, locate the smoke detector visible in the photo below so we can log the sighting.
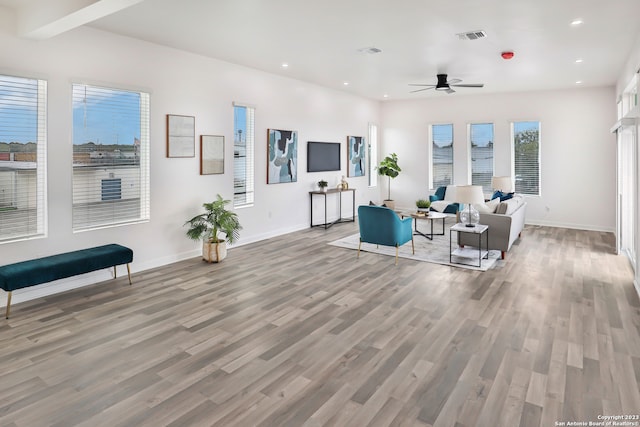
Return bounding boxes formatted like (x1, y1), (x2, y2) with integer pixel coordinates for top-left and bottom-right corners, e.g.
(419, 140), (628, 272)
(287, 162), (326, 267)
(457, 30), (487, 41)
(357, 47), (383, 54)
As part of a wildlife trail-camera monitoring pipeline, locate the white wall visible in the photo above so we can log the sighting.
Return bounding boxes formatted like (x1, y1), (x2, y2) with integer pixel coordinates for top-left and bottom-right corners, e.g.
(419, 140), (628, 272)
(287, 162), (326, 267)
(0, 10), (380, 305)
(616, 32), (640, 95)
(380, 87), (617, 232)
(615, 34), (640, 292)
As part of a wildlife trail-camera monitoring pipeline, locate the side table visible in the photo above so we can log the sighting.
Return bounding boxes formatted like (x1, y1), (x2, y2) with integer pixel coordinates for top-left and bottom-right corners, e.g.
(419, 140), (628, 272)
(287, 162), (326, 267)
(449, 223), (489, 268)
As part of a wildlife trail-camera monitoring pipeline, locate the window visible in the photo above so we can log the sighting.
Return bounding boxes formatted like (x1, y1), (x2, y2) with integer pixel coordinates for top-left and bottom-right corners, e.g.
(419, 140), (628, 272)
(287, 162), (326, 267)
(512, 121), (540, 195)
(233, 104), (254, 207)
(0, 74), (47, 243)
(368, 123), (377, 187)
(469, 123), (494, 192)
(430, 124), (453, 189)
(72, 84), (150, 231)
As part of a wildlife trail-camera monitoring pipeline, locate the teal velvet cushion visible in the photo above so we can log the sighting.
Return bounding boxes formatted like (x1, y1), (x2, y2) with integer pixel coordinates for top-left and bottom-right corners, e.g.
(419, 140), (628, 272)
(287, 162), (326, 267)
(0, 244), (133, 292)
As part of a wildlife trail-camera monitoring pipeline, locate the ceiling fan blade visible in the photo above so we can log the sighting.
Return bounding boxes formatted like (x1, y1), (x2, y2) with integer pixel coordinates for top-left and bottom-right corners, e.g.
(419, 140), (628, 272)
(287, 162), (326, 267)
(408, 83), (436, 87)
(450, 83), (484, 88)
(409, 87), (435, 93)
(446, 88), (456, 94)
(447, 78), (462, 85)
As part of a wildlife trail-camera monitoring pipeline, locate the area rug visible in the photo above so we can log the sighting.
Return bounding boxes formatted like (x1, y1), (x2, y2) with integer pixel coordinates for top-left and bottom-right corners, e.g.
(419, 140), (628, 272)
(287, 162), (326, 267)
(328, 233), (501, 271)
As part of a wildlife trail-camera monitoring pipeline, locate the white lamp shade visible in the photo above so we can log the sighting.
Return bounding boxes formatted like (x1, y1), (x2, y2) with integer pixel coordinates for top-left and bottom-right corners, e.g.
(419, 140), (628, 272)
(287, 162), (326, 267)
(455, 185), (485, 204)
(491, 176), (513, 192)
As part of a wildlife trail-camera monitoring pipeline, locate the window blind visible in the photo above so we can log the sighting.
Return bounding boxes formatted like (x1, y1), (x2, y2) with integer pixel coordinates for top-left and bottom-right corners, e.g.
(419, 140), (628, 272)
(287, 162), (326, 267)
(0, 75), (47, 243)
(233, 105), (254, 207)
(72, 84), (150, 231)
(368, 123), (377, 187)
(470, 123), (494, 193)
(431, 124), (453, 189)
(513, 121), (540, 195)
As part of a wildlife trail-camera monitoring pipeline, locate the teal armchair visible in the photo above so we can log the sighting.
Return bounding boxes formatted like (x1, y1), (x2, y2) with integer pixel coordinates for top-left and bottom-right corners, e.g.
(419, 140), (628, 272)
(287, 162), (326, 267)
(357, 205), (414, 265)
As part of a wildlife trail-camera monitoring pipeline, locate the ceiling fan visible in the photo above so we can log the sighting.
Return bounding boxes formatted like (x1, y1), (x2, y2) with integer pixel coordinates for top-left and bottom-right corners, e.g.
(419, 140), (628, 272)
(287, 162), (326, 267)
(409, 74), (484, 94)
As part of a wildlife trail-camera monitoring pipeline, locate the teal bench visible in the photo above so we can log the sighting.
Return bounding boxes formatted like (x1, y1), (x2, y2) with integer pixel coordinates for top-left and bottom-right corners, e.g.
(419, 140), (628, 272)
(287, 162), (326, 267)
(0, 244), (133, 319)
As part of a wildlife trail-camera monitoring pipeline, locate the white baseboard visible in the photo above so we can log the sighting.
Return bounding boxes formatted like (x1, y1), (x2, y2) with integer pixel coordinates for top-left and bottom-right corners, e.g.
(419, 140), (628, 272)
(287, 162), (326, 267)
(525, 219), (615, 233)
(0, 222), (311, 309)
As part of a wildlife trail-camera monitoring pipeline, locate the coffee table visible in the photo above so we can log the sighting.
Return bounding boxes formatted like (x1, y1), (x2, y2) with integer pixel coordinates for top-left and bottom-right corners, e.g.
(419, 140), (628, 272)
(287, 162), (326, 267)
(399, 211), (448, 240)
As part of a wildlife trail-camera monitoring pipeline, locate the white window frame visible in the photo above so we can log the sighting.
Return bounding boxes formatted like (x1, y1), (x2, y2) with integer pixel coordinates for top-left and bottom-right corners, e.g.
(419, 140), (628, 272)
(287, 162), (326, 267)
(429, 123), (454, 190)
(511, 121), (541, 196)
(368, 123), (377, 187)
(71, 83), (150, 232)
(468, 123), (494, 193)
(0, 74), (47, 244)
(233, 103), (255, 208)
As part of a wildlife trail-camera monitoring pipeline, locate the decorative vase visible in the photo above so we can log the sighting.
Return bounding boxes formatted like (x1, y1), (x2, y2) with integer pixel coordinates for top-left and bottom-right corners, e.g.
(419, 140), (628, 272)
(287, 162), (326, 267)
(340, 175), (349, 189)
(203, 240), (227, 263)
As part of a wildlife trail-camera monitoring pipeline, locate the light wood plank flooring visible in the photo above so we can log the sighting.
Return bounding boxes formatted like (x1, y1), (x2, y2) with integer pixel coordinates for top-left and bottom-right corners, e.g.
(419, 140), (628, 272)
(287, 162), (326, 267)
(1, 223), (639, 427)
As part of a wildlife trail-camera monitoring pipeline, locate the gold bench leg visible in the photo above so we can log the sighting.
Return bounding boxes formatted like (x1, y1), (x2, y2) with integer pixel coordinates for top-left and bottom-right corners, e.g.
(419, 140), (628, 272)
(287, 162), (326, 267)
(113, 266), (117, 279)
(5, 291), (12, 319)
(395, 245), (399, 265)
(357, 240), (362, 258)
(126, 264), (132, 285)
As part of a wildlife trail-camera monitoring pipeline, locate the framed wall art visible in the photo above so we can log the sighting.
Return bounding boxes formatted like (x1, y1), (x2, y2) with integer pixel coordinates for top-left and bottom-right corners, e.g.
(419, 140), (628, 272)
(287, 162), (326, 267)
(267, 128), (298, 183)
(200, 135), (224, 175)
(166, 114), (195, 157)
(347, 135), (365, 177)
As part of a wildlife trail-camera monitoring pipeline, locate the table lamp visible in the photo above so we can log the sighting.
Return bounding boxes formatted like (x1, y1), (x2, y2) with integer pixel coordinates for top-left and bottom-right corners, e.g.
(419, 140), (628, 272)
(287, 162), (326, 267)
(456, 185), (484, 227)
(491, 176), (514, 193)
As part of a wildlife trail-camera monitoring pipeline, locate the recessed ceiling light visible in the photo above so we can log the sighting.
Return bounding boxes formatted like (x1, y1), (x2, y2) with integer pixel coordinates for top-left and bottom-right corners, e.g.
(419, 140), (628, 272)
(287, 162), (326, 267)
(575, 58), (583, 63)
(383, 94), (389, 98)
(281, 63), (289, 68)
(343, 82), (349, 86)
(576, 80), (583, 84)
(570, 19), (583, 26)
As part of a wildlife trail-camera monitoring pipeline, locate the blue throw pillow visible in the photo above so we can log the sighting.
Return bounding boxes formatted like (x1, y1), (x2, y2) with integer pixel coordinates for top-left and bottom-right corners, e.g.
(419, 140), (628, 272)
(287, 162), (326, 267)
(430, 186), (446, 202)
(491, 191), (514, 201)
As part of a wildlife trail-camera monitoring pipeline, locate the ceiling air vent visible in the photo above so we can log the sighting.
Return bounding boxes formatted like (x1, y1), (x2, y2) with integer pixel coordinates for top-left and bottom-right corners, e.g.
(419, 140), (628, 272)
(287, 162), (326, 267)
(457, 30), (487, 41)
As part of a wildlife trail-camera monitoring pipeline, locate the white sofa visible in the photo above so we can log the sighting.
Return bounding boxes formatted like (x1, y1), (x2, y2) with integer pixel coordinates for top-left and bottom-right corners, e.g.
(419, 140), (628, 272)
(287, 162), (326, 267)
(458, 195), (527, 259)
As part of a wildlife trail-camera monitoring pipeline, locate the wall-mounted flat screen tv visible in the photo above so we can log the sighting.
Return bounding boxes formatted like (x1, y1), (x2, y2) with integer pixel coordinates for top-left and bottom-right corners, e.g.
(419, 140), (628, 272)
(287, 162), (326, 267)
(307, 141), (341, 172)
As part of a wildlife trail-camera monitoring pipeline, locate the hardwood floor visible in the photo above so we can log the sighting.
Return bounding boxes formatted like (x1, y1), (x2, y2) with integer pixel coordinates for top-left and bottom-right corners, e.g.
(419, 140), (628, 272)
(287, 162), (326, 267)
(0, 223), (638, 427)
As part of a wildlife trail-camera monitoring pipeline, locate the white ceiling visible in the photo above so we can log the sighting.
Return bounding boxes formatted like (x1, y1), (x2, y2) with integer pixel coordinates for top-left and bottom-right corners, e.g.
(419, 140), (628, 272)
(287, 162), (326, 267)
(2, 0), (640, 100)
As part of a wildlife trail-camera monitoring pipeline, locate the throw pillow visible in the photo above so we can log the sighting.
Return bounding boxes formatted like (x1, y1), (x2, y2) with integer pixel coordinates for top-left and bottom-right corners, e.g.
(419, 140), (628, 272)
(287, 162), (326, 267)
(491, 190), (515, 201)
(474, 198), (500, 214)
(369, 200), (377, 206)
(500, 192), (514, 201)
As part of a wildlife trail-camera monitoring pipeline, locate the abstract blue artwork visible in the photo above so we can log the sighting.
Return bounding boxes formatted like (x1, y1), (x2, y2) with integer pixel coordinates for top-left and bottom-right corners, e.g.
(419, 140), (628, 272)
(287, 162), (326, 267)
(268, 129), (297, 184)
(347, 136), (365, 177)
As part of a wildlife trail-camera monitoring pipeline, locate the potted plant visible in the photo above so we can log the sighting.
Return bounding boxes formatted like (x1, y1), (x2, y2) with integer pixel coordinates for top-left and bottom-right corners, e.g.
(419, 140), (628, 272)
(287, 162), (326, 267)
(416, 198), (431, 212)
(185, 194), (242, 263)
(318, 179), (328, 192)
(377, 153), (401, 209)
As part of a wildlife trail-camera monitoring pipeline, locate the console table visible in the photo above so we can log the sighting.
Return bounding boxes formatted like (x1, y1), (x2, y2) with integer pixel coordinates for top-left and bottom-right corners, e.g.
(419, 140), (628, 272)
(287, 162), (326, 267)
(309, 188), (355, 229)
